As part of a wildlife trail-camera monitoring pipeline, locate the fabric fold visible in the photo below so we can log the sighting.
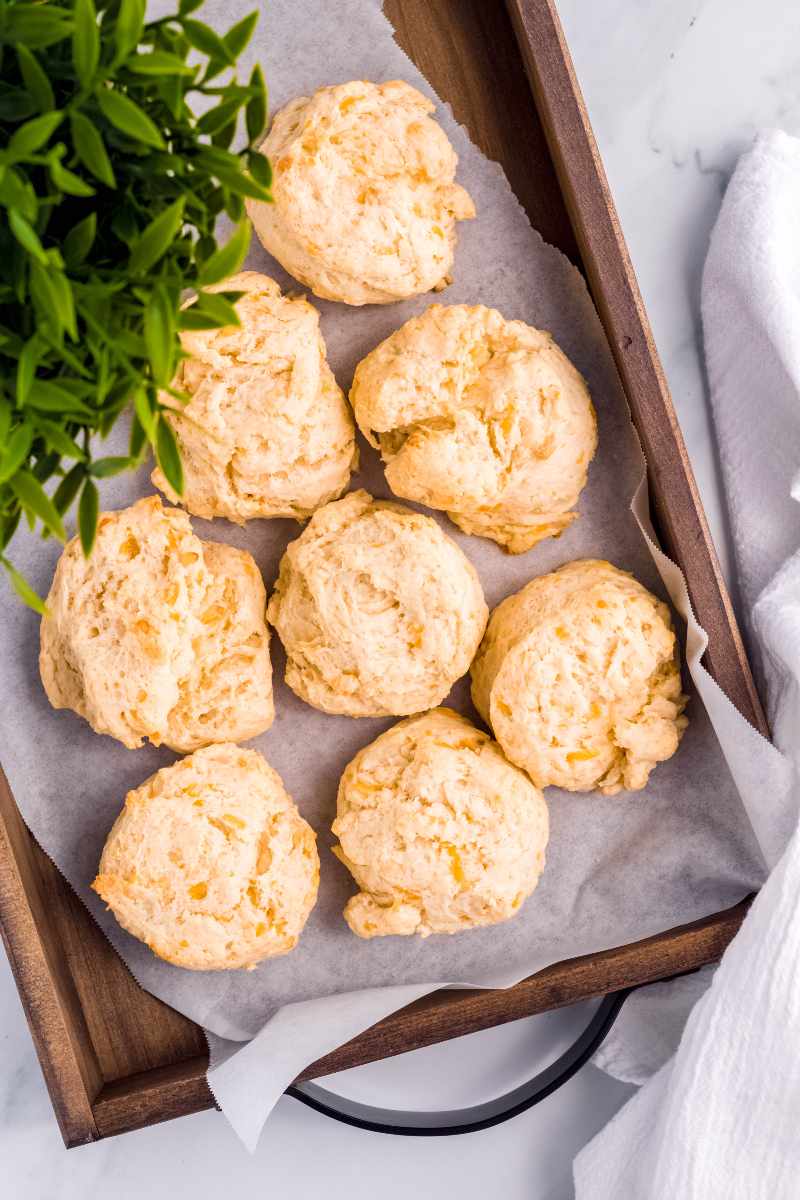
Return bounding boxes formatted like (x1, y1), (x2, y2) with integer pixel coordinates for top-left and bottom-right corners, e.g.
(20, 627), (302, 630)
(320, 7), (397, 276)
(576, 129), (800, 1199)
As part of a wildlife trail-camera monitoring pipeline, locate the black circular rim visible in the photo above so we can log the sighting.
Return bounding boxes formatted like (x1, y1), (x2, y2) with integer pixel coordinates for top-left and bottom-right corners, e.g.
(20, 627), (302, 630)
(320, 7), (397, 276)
(285, 988), (631, 1137)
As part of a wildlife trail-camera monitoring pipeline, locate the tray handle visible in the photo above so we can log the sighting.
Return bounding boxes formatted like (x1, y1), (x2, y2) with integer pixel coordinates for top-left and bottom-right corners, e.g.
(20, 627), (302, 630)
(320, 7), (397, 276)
(286, 988), (631, 1136)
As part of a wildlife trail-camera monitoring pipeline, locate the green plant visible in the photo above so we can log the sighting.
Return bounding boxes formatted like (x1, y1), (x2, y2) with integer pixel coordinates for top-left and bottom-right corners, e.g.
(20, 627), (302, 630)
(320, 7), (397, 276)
(0, 0), (272, 610)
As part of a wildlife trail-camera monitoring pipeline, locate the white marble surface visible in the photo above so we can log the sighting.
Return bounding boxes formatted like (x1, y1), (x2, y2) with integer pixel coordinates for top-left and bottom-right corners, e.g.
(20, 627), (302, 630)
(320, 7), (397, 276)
(560, 0), (800, 593)
(4, 0), (800, 1195)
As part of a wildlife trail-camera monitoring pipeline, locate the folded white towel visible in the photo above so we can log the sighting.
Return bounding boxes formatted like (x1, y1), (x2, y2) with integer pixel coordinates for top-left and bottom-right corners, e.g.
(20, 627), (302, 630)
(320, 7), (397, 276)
(575, 129), (800, 1200)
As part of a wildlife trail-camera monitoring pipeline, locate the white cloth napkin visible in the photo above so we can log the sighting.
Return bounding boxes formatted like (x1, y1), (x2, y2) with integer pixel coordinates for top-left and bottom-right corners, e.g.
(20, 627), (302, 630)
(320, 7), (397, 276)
(574, 128), (800, 1199)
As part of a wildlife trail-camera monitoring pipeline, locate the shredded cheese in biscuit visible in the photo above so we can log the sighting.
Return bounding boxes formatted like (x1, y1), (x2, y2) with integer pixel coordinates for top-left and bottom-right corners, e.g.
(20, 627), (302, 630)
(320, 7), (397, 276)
(267, 490), (488, 717)
(351, 304), (597, 553)
(470, 559), (688, 794)
(247, 81), (475, 305)
(93, 744), (318, 970)
(333, 708), (549, 937)
(152, 272), (356, 523)
(39, 496), (274, 751)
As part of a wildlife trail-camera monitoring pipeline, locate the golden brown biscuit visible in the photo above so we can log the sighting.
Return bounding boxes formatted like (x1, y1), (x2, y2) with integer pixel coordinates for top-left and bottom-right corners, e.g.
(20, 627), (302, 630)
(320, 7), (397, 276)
(93, 744), (319, 970)
(351, 304), (597, 553)
(471, 560), (688, 794)
(40, 496), (273, 751)
(247, 81), (475, 305)
(152, 272), (356, 523)
(267, 490), (488, 716)
(333, 708), (549, 937)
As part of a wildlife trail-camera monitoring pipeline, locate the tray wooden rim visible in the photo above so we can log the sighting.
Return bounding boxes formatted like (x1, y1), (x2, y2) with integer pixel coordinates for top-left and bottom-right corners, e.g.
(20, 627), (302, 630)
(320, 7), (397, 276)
(89, 897), (750, 1141)
(0, 0), (766, 1147)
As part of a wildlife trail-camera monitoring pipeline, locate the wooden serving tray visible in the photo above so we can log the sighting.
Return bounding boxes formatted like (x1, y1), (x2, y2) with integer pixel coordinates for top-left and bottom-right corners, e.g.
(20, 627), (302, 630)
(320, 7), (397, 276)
(0, 0), (767, 1147)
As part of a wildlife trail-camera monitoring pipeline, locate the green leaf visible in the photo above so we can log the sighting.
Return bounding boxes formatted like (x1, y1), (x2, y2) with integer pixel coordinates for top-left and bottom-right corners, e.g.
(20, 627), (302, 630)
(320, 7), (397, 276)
(196, 233), (217, 259)
(8, 111), (64, 157)
(9, 469), (66, 542)
(206, 164), (272, 202)
(197, 97), (243, 136)
(26, 380), (93, 416)
(163, 386), (192, 406)
(0, 92), (36, 121)
(70, 113), (116, 187)
(178, 307), (229, 331)
(155, 412), (183, 495)
(0, 558), (47, 615)
(0, 509), (22, 553)
(96, 88), (165, 150)
(4, 6), (74, 50)
(0, 425), (35, 484)
(211, 121), (238, 152)
(50, 271), (78, 341)
(40, 376), (91, 399)
(63, 212), (97, 266)
(192, 144), (241, 173)
(88, 456), (131, 477)
(126, 50), (194, 76)
(129, 197), (185, 275)
(110, 202), (138, 244)
(222, 188), (244, 221)
(158, 73), (185, 120)
(73, 0), (100, 88)
(16, 46), (55, 113)
(33, 450), (62, 486)
(0, 0), (272, 608)
(49, 158), (95, 197)
(112, 329), (146, 358)
(114, 0), (146, 62)
(0, 401), (11, 446)
(0, 168), (38, 222)
(145, 286), (175, 386)
(133, 388), (157, 441)
(53, 462), (86, 514)
(40, 334), (90, 378)
(208, 287), (245, 305)
(192, 290), (240, 328)
(30, 263), (77, 341)
(34, 419), (85, 460)
(29, 263), (62, 336)
(16, 337), (41, 404)
(224, 11), (258, 57)
(78, 476), (99, 556)
(199, 83), (253, 103)
(181, 18), (234, 65)
(195, 218), (250, 286)
(248, 149), (272, 190)
(8, 210), (48, 265)
(199, 55), (231, 86)
(246, 64), (267, 143)
(129, 413), (147, 459)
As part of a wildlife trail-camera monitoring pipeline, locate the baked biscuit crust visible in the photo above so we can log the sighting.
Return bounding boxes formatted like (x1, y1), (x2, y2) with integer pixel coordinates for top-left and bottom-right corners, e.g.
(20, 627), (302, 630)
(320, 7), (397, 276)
(351, 304), (597, 553)
(93, 744), (319, 970)
(152, 272), (356, 523)
(471, 559), (688, 794)
(333, 708), (549, 937)
(40, 496), (274, 751)
(267, 490), (488, 716)
(247, 81), (475, 305)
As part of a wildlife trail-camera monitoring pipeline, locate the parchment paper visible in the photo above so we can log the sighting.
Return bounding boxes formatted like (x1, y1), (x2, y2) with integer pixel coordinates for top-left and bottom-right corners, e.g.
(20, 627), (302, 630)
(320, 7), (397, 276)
(0, 0), (778, 1149)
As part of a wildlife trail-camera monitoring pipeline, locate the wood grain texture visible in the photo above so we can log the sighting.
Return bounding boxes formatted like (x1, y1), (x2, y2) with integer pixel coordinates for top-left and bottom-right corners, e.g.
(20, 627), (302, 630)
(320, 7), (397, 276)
(0, 769), (99, 1147)
(387, 0), (580, 264)
(507, 0), (768, 737)
(0, 0), (764, 1145)
(89, 897), (750, 1140)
